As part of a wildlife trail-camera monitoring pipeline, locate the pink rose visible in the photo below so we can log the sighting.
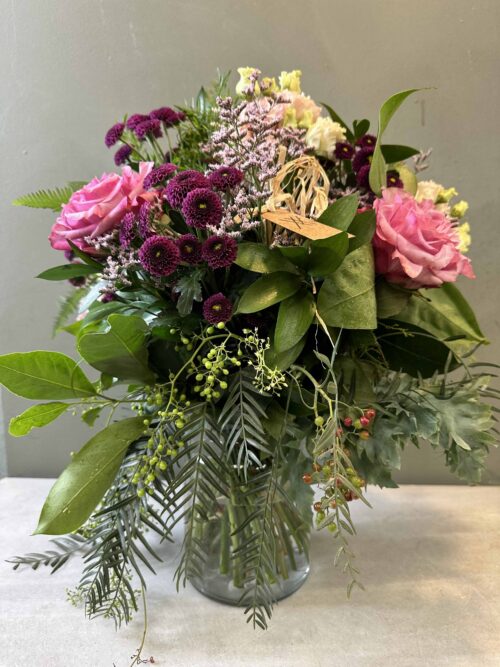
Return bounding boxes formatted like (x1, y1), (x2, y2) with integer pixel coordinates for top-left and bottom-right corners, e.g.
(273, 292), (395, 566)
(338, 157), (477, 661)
(373, 188), (475, 289)
(49, 162), (154, 254)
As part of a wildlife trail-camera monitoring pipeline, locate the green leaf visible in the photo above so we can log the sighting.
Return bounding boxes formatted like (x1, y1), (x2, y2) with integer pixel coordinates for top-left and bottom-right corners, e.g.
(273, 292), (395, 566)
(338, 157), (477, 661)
(235, 243), (298, 274)
(347, 209), (376, 252)
(381, 144), (420, 163)
(274, 290), (315, 353)
(9, 402), (68, 437)
(0, 351), (96, 399)
(394, 283), (487, 351)
(78, 314), (154, 383)
(81, 405), (104, 426)
(236, 272), (302, 314)
(173, 269), (203, 317)
(353, 119), (370, 139)
(307, 232), (349, 277)
(265, 334), (307, 371)
(35, 417), (145, 534)
(12, 183), (81, 211)
(321, 103), (354, 143)
(67, 241), (103, 268)
(37, 264), (100, 281)
(318, 193), (359, 231)
(277, 246), (309, 270)
(376, 280), (411, 319)
(317, 245), (377, 329)
(368, 89), (421, 195)
(52, 288), (87, 336)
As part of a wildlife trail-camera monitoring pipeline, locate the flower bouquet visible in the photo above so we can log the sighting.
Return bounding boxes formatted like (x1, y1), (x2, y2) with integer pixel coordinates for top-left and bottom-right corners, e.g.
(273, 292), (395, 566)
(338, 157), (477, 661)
(5, 67), (496, 649)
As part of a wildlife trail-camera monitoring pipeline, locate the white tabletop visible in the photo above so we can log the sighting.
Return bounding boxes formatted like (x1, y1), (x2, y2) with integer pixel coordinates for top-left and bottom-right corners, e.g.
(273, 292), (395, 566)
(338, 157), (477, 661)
(0, 478), (499, 667)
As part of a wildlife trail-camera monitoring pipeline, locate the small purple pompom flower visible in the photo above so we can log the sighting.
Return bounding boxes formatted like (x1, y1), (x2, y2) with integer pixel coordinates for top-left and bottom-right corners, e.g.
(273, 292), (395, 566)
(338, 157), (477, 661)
(150, 107), (185, 127)
(356, 134), (377, 148)
(334, 142), (355, 161)
(352, 146), (374, 173)
(176, 234), (202, 264)
(182, 188), (223, 229)
(119, 212), (136, 247)
(138, 235), (180, 277)
(208, 166), (244, 192)
(126, 114), (150, 130)
(386, 170), (404, 189)
(356, 164), (371, 189)
(164, 170), (210, 209)
(143, 163), (178, 190)
(201, 234), (238, 269)
(135, 118), (162, 140)
(202, 293), (233, 325)
(101, 291), (117, 303)
(138, 201), (154, 238)
(114, 144), (132, 166)
(105, 122), (125, 148)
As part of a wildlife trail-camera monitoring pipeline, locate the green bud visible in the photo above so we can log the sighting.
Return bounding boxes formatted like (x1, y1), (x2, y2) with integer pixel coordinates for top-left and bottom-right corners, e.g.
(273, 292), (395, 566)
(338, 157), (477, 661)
(207, 326), (215, 334)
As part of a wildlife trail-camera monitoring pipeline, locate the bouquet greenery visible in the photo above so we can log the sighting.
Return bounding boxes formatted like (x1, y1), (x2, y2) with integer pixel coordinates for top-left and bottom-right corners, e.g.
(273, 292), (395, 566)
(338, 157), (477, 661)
(4, 67), (496, 652)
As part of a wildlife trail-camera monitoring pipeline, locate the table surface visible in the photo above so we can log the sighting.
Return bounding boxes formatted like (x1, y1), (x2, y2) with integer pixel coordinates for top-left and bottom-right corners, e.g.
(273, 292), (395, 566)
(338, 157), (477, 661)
(0, 478), (499, 667)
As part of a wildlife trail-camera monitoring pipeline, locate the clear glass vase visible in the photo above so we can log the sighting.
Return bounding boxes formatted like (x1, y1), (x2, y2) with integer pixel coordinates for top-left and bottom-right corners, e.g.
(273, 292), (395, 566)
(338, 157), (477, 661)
(187, 471), (311, 606)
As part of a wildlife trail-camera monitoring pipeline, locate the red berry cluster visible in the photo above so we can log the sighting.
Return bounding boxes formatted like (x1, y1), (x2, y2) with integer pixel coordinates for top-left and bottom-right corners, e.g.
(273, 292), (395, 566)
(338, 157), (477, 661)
(343, 407), (376, 441)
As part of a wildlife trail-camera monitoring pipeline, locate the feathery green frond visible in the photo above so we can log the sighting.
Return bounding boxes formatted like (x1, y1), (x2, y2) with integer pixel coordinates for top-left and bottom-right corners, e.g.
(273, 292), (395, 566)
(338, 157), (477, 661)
(12, 183), (82, 211)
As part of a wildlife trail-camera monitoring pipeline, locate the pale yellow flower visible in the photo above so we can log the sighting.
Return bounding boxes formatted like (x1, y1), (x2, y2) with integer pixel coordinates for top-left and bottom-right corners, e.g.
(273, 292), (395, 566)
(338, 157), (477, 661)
(279, 70), (302, 93)
(235, 67), (260, 97)
(451, 200), (469, 219)
(436, 186), (458, 203)
(456, 222), (471, 253)
(305, 117), (347, 158)
(260, 77), (278, 96)
(415, 180), (444, 203)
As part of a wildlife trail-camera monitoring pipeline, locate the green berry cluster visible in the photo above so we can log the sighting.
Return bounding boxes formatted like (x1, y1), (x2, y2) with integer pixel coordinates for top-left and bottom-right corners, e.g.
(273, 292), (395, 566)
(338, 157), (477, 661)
(188, 329), (242, 402)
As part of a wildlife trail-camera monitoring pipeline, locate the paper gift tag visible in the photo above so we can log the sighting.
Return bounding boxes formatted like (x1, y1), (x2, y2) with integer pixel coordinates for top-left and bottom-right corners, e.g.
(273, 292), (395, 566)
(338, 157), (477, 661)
(262, 210), (350, 240)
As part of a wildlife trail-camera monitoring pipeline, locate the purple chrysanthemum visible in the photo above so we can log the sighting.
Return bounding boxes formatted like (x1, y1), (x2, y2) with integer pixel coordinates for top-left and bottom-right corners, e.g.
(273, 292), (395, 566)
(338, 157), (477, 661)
(182, 188), (223, 229)
(64, 249), (74, 262)
(101, 291), (117, 303)
(150, 107), (185, 127)
(356, 164), (371, 189)
(352, 146), (374, 173)
(176, 234), (202, 264)
(119, 212), (136, 247)
(105, 122), (125, 148)
(138, 235), (180, 277)
(135, 118), (162, 140)
(143, 163), (178, 190)
(208, 166), (244, 192)
(356, 134), (377, 148)
(138, 201), (154, 238)
(126, 114), (150, 130)
(386, 170), (404, 189)
(202, 293), (233, 324)
(114, 144), (132, 166)
(164, 170), (210, 209)
(334, 142), (355, 161)
(201, 234), (238, 269)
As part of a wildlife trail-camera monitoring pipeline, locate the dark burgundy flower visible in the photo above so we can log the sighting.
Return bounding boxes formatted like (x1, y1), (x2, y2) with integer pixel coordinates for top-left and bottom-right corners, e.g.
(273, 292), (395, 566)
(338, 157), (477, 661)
(114, 144), (132, 166)
(126, 114), (150, 130)
(138, 235), (180, 277)
(356, 164), (371, 189)
(164, 170), (210, 209)
(119, 212), (136, 247)
(208, 166), (244, 192)
(201, 234), (237, 268)
(101, 291), (117, 303)
(182, 188), (223, 229)
(105, 122), (125, 148)
(334, 142), (355, 160)
(202, 293), (233, 324)
(386, 170), (404, 189)
(150, 107), (185, 127)
(356, 134), (377, 148)
(143, 163), (178, 190)
(352, 146), (374, 173)
(135, 118), (162, 140)
(176, 234), (202, 264)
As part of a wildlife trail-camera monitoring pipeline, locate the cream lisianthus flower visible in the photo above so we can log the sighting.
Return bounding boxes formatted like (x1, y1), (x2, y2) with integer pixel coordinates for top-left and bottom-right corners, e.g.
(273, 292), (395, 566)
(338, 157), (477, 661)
(305, 117), (347, 158)
(456, 222), (471, 253)
(260, 77), (278, 96)
(279, 70), (302, 93)
(415, 180), (444, 203)
(235, 67), (260, 97)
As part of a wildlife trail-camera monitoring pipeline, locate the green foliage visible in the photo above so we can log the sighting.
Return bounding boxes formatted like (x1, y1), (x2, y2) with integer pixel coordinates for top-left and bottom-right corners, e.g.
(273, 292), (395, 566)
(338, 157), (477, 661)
(35, 417), (145, 534)
(274, 290), (315, 353)
(9, 402), (68, 437)
(369, 89), (421, 195)
(318, 193), (359, 230)
(317, 245), (377, 329)
(236, 272), (301, 314)
(265, 334), (307, 371)
(12, 183), (82, 211)
(376, 280), (411, 319)
(37, 264), (100, 281)
(8, 535), (87, 573)
(347, 209), (376, 253)
(380, 144), (420, 163)
(321, 102), (354, 143)
(172, 268), (204, 316)
(353, 118), (370, 139)
(52, 288), (87, 337)
(235, 243), (298, 274)
(307, 232), (349, 277)
(78, 314), (155, 383)
(0, 351), (96, 400)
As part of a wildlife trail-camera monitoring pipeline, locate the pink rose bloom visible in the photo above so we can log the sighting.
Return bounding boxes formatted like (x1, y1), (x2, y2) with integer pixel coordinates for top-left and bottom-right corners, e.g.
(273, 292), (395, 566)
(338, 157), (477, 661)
(49, 162), (154, 254)
(373, 188), (475, 289)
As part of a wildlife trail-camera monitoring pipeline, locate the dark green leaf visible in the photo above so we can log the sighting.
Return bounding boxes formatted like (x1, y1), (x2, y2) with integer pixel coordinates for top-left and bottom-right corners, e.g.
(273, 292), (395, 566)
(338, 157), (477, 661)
(235, 243), (298, 274)
(307, 232), (349, 277)
(236, 272), (302, 314)
(376, 280), (411, 319)
(81, 405), (104, 426)
(318, 194), (359, 231)
(277, 246), (309, 270)
(321, 103), (354, 143)
(67, 241), (103, 268)
(353, 119), (370, 139)
(9, 402), (68, 437)
(347, 210), (376, 252)
(37, 264), (100, 281)
(173, 269), (203, 317)
(274, 290), (315, 353)
(381, 144), (420, 163)
(35, 417), (145, 534)
(265, 334), (307, 371)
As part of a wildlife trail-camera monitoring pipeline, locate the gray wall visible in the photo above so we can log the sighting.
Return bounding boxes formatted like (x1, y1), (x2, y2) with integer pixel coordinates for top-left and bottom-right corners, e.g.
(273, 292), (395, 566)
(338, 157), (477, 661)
(1, 0), (499, 482)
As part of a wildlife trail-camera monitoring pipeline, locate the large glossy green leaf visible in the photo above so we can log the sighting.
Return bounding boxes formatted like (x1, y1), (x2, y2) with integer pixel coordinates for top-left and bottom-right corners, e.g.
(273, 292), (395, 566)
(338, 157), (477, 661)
(376, 280), (412, 319)
(347, 210), (376, 253)
(369, 89), (420, 195)
(35, 417), (145, 534)
(317, 245), (377, 329)
(381, 144), (420, 163)
(235, 243), (298, 274)
(236, 272), (302, 314)
(307, 232), (349, 277)
(318, 193), (359, 231)
(274, 290), (315, 353)
(394, 283), (487, 350)
(0, 351), (96, 399)
(265, 334), (307, 371)
(78, 314), (155, 383)
(37, 264), (100, 281)
(9, 402), (68, 437)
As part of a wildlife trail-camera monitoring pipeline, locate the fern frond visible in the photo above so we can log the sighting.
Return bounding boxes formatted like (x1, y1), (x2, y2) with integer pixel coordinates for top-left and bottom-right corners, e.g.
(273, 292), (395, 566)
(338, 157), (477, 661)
(8, 535), (87, 573)
(52, 286), (89, 336)
(12, 183), (82, 211)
